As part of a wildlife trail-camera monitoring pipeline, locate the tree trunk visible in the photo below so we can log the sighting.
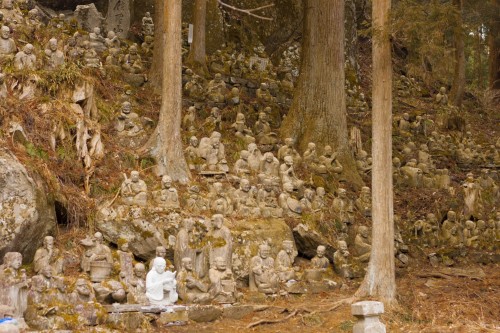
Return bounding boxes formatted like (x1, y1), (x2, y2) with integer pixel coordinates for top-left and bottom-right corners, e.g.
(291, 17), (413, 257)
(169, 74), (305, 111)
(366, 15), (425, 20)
(186, 0), (209, 76)
(355, 0), (397, 306)
(142, 0), (190, 183)
(280, 0), (361, 186)
(450, 0), (465, 107)
(488, 0), (500, 90)
(149, 0), (165, 92)
(345, 0), (359, 81)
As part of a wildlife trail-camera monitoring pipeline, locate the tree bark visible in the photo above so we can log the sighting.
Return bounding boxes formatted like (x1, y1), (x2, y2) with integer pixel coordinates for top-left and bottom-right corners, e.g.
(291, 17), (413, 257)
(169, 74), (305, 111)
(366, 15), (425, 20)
(149, 0), (165, 92)
(355, 0), (397, 306)
(488, 0), (500, 90)
(345, 0), (359, 81)
(450, 0), (465, 107)
(280, 0), (361, 185)
(142, 0), (190, 183)
(186, 0), (209, 76)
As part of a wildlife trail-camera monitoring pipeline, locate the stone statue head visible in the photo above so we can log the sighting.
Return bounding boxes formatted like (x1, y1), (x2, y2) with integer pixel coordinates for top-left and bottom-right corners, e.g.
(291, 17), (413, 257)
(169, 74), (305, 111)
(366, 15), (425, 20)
(107, 30), (116, 39)
(3, 252), (22, 270)
(258, 244), (271, 258)
(189, 136), (198, 147)
(240, 150), (249, 161)
(134, 263), (146, 277)
(1, 25), (10, 39)
(40, 265), (52, 279)
(44, 236), (54, 249)
(120, 242), (129, 252)
(264, 152), (274, 163)
(439, 86), (446, 94)
(338, 188), (347, 198)
(153, 257), (166, 274)
(75, 278), (91, 296)
(248, 143), (258, 153)
(338, 240), (348, 252)
(307, 142), (316, 151)
(122, 101), (131, 114)
(263, 178), (273, 191)
(94, 232), (103, 243)
(323, 145), (333, 156)
(316, 245), (326, 257)
(182, 218), (194, 232)
(181, 257), (193, 271)
(284, 155), (293, 166)
(129, 44), (138, 54)
(214, 73), (222, 82)
(145, 12), (151, 18)
(260, 82), (268, 90)
(285, 138), (293, 147)
(304, 188), (315, 201)
(49, 38), (58, 51)
(282, 240), (294, 253)
(161, 175), (172, 189)
(2, 0), (13, 10)
(130, 170), (140, 182)
(212, 214), (224, 229)
(240, 178), (250, 192)
(258, 112), (267, 121)
(24, 43), (33, 54)
(283, 182), (294, 193)
(93, 27), (101, 35)
(316, 187), (325, 197)
(358, 226), (369, 238)
(215, 257), (226, 270)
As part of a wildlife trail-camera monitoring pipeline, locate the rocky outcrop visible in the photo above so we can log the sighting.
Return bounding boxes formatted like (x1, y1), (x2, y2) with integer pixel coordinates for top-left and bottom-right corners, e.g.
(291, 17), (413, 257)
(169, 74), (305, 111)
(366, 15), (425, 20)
(0, 150), (56, 263)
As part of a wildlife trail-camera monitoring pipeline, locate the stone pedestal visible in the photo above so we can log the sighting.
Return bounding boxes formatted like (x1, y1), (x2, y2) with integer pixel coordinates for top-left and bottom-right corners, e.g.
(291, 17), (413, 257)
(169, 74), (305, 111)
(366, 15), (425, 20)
(351, 301), (386, 333)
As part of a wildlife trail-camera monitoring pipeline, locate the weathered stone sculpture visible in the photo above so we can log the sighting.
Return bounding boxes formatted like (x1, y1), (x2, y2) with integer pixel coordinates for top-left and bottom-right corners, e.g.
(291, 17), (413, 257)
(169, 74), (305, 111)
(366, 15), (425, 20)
(208, 214), (233, 269)
(14, 43), (36, 70)
(233, 179), (260, 217)
(231, 113), (254, 143)
(141, 12), (154, 36)
(174, 218), (197, 273)
(80, 232), (113, 281)
(44, 38), (65, 70)
(279, 155), (304, 191)
(146, 257), (178, 306)
(254, 112), (278, 147)
(257, 178), (283, 218)
(319, 145), (344, 175)
(275, 240), (298, 282)
(127, 263), (148, 304)
(208, 257), (237, 303)
(153, 175), (180, 209)
(279, 182), (303, 218)
(278, 138), (301, 164)
(0, 252), (28, 318)
(354, 226), (371, 262)
(176, 257), (209, 304)
(82, 41), (101, 68)
(333, 240), (353, 278)
(207, 73), (227, 103)
(120, 170), (147, 206)
(249, 244), (280, 294)
(0, 25), (16, 62)
(208, 182), (233, 215)
(185, 185), (208, 214)
(333, 188), (355, 229)
(122, 44), (143, 74)
(355, 186), (372, 217)
(33, 236), (63, 275)
(435, 86), (448, 105)
(248, 142), (263, 172)
(89, 27), (106, 53)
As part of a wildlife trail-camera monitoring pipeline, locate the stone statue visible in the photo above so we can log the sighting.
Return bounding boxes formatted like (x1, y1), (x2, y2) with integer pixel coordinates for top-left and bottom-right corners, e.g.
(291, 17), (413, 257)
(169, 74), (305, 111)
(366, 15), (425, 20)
(80, 232), (113, 281)
(154, 175), (180, 209)
(146, 257), (178, 306)
(279, 155), (304, 191)
(462, 173), (482, 219)
(435, 86), (448, 105)
(104, 30), (120, 52)
(256, 82), (273, 103)
(0, 252), (28, 318)
(186, 185), (208, 214)
(354, 226), (371, 262)
(278, 138), (301, 165)
(174, 218), (197, 274)
(120, 170), (148, 206)
(0, 72), (7, 98)
(0, 25), (16, 61)
(127, 263), (148, 304)
(44, 38), (65, 70)
(258, 152), (280, 185)
(33, 236), (63, 275)
(122, 44), (143, 74)
(254, 112), (277, 146)
(355, 186), (372, 217)
(208, 181), (233, 216)
(207, 73), (227, 103)
(332, 188), (354, 228)
(231, 113), (254, 143)
(300, 188), (315, 211)
(205, 106), (222, 131)
(233, 150), (251, 178)
(441, 210), (458, 242)
(176, 257), (209, 304)
(82, 41), (101, 68)
(333, 241), (352, 278)
(249, 244), (280, 294)
(275, 240), (298, 282)
(200, 135), (227, 172)
(319, 145), (344, 175)
(233, 179), (260, 217)
(208, 214), (233, 269)
(279, 182), (303, 218)
(208, 257), (238, 304)
(89, 27), (106, 53)
(148, 246), (174, 271)
(14, 43), (36, 70)
(311, 245), (329, 269)
(312, 187), (326, 211)
(399, 113), (411, 132)
(257, 178), (283, 218)
(185, 136), (200, 171)
(142, 12), (154, 36)
(247, 142), (263, 172)
(182, 106), (196, 129)
(116, 242), (134, 283)
(303, 142), (320, 169)
(356, 150), (372, 175)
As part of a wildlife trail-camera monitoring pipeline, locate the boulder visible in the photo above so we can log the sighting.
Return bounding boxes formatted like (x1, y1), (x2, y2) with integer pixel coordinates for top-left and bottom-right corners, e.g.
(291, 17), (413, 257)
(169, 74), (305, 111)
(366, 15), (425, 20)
(188, 305), (223, 323)
(0, 150), (56, 263)
(293, 223), (335, 261)
(74, 3), (105, 32)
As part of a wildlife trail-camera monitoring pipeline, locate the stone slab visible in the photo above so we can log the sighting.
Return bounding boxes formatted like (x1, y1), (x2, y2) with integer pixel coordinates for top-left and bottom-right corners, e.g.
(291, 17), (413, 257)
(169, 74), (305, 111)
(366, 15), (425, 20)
(222, 304), (255, 320)
(351, 301), (384, 316)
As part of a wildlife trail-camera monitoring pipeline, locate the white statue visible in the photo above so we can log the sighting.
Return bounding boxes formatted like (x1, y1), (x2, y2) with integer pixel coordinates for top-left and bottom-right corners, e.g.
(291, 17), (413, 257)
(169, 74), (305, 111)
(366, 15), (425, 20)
(146, 257), (178, 306)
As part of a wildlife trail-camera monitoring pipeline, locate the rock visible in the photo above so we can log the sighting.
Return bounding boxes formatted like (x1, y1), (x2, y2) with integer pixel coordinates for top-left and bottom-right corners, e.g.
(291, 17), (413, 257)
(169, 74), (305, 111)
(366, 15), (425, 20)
(187, 305), (223, 323)
(292, 223), (335, 261)
(107, 312), (149, 330)
(123, 73), (146, 87)
(0, 150), (56, 263)
(158, 310), (189, 325)
(222, 305), (255, 320)
(74, 3), (105, 32)
(106, 0), (131, 39)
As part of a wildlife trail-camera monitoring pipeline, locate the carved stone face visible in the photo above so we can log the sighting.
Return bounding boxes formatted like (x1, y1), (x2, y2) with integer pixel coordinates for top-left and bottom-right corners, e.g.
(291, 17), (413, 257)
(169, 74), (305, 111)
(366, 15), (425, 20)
(134, 264), (145, 277)
(317, 246), (325, 257)
(76, 279), (91, 296)
(190, 137), (198, 147)
(265, 153), (273, 163)
(1, 26), (10, 39)
(131, 171), (140, 182)
(259, 247), (270, 259)
(44, 236), (54, 249)
(162, 176), (172, 189)
(3, 0), (13, 10)
(241, 179), (250, 192)
(216, 258), (226, 270)
(182, 258), (193, 271)
(212, 215), (223, 229)
(11, 257), (22, 270)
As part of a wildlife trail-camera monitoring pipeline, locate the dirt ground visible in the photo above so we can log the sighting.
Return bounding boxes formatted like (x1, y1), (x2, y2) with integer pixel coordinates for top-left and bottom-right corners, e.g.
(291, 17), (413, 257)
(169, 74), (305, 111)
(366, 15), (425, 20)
(162, 264), (500, 333)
